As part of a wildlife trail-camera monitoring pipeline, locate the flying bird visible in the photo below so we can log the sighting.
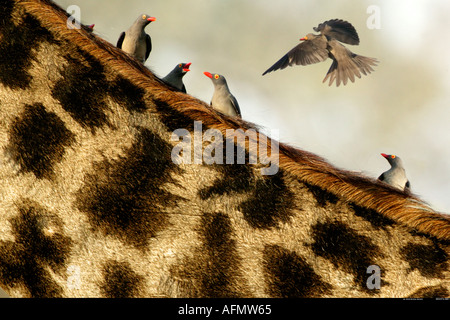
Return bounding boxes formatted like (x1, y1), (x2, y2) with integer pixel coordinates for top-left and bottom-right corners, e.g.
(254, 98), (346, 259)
(204, 72), (241, 117)
(117, 14), (156, 63)
(262, 19), (378, 86)
(162, 63), (191, 93)
(378, 153), (410, 192)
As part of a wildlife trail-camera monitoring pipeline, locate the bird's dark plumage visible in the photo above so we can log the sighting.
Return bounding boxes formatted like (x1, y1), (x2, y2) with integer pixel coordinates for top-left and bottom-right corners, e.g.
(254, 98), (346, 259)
(262, 19), (378, 86)
(162, 62), (191, 93)
(116, 32), (125, 47)
(313, 19), (360, 45)
(144, 35), (152, 61)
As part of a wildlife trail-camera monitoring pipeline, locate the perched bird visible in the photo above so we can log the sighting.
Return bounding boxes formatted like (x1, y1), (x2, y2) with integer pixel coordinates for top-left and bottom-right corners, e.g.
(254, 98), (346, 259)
(162, 63), (191, 93)
(203, 72), (241, 117)
(117, 14), (156, 63)
(262, 19), (378, 86)
(378, 153), (410, 192)
(83, 24), (95, 33)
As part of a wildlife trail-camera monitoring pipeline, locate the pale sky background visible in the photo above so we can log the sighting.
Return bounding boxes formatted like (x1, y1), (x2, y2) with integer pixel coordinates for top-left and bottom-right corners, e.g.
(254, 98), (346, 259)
(55, 0), (450, 215)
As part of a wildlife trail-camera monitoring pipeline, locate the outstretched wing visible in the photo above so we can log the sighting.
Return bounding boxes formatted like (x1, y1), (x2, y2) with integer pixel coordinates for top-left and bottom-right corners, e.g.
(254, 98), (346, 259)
(322, 40), (378, 86)
(262, 38), (328, 76)
(314, 19), (360, 45)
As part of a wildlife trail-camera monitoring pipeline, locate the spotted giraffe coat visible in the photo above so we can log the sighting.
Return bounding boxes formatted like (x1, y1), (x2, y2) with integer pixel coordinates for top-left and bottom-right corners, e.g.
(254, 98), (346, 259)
(0, 0), (449, 298)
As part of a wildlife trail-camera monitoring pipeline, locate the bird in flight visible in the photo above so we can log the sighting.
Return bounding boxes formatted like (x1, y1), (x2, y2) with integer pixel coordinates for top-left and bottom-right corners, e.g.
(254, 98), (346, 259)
(262, 19), (378, 86)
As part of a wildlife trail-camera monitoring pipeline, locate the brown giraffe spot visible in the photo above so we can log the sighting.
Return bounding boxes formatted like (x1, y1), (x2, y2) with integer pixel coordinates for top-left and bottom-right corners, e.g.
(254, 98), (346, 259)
(0, 13), (54, 89)
(52, 51), (111, 132)
(76, 127), (184, 249)
(169, 212), (243, 298)
(101, 260), (144, 298)
(402, 242), (448, 278)
(0, 1), (14, 25)
(153, 97), (197, 132)
(0, 199), (72, 297)
(263, 245), (332, 297)
(239, 172), (295, 229)
(200, 165), (294, 229)
(350, 203), (395, 230)
(7, 103), (75, 179)
(310, 221), (384, 292)
(407, 285), (449, 298)
(110, 76), (147, 113)
(199, 212), (242, 297)
(199, 163), (256, 200)
(304, 182), (339, 207)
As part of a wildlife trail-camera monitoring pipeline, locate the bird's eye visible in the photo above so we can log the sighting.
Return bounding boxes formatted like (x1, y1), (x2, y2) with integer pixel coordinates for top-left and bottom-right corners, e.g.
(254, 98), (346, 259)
(391, 155), (396, 159)
(214, 74), (220, 79)
(179, 63), (182, 68)
(142, 15), (147, 19)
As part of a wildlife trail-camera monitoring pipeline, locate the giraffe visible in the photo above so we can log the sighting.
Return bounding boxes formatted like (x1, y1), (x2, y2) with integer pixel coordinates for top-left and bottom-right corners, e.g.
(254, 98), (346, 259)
(0, 0), (449, 298)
